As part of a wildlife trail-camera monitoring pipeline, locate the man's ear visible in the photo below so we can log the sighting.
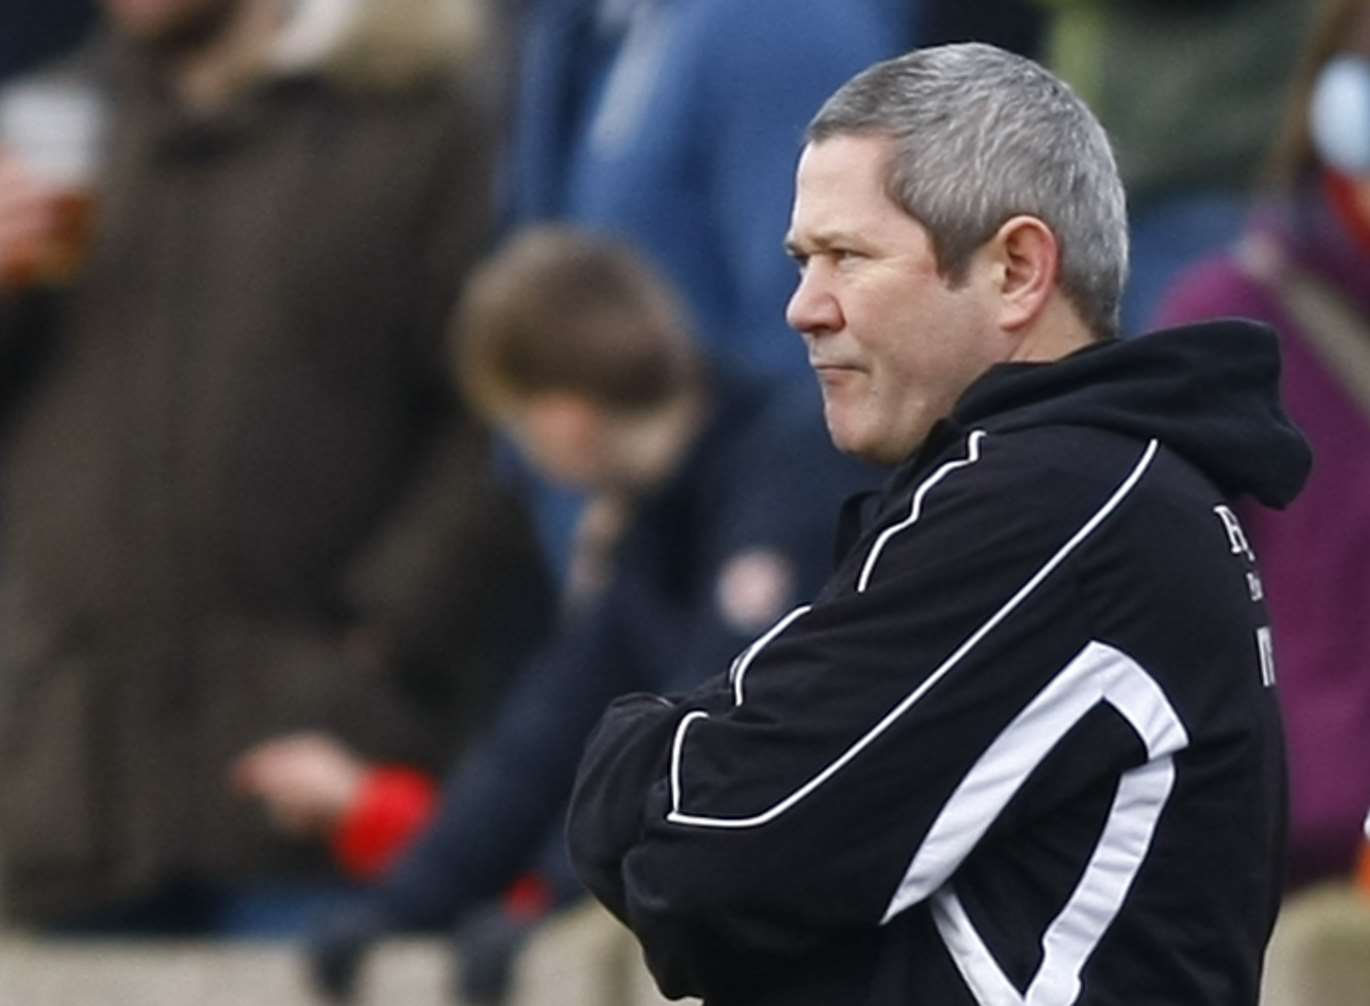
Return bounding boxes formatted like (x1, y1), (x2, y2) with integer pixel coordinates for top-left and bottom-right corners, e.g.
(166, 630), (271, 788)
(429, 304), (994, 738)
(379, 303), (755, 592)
(987, 215), (1059, 332)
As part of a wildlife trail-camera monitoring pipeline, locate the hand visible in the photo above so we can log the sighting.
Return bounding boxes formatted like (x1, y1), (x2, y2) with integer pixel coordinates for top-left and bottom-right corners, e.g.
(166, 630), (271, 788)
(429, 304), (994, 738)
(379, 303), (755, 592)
(231, 732), (368, 837)
(0, 151), (60, 289)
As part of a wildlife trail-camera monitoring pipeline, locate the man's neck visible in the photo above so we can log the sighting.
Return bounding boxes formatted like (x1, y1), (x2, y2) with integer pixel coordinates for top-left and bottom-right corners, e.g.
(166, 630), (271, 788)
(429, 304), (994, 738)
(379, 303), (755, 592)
(1008, 296), (1098, 364)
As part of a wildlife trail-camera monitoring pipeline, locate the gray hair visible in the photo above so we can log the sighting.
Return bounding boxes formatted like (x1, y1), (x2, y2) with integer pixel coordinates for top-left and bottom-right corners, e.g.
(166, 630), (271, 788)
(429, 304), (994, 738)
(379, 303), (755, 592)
(807, 43), (1129, 339)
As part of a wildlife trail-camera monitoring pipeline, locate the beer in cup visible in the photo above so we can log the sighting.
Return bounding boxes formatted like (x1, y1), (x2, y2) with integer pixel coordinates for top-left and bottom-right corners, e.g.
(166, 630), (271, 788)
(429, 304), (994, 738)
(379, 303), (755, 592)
(0, 79), (104, 289)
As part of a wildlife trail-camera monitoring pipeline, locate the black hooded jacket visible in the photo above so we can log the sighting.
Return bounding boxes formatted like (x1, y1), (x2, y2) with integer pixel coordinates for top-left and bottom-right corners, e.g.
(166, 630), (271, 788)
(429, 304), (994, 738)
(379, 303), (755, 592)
(567, 321), (1312, 1006)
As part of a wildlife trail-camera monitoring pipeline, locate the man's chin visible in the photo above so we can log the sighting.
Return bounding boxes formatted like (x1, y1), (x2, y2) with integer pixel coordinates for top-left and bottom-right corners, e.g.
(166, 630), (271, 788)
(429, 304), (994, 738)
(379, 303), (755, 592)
(823, 414), (869, 462)
(824, 417), (911, 467)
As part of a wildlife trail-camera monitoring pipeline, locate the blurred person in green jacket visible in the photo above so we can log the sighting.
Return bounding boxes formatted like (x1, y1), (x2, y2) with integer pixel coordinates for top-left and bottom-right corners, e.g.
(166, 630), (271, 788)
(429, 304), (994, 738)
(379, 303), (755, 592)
(1038, 0), (1312, 332)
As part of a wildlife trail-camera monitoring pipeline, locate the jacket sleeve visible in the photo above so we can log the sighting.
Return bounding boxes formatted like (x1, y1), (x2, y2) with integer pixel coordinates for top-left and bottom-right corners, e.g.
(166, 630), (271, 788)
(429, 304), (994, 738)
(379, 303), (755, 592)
(566, 438), (1169, 999)
(362, 552), (703, 927)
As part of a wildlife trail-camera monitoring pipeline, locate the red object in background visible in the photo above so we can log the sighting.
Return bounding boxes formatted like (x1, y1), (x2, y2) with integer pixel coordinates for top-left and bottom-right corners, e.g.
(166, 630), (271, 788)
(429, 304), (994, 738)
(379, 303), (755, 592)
(1358, 810), (1370, 896)
(503, 871), (552, 922)
(331, 767), (554, 924)
(1325, 170), (1370, 258)
(332, 768), (438, 881)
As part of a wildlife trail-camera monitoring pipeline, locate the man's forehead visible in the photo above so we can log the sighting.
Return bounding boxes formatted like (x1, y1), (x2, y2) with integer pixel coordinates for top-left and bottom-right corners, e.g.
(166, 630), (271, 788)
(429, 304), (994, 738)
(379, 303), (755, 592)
(792, 135), (902, 218)
(787, 136), (906, 246)
(796, 133), (894, 182)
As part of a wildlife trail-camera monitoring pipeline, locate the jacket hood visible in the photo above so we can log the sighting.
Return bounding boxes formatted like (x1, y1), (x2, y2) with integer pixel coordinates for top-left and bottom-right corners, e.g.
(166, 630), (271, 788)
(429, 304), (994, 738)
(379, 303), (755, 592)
(951, 319), (1313, 508)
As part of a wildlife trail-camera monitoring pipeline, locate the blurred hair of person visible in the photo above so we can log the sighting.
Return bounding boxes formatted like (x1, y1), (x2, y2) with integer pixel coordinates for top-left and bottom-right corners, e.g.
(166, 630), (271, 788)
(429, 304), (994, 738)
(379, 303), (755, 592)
(0, 0), (97, 82)
(1037, 0), (1313, 334)
(1155, 0), (1370, 893)
(0, 0), (552, 935)
(303, 226), (879, 1002)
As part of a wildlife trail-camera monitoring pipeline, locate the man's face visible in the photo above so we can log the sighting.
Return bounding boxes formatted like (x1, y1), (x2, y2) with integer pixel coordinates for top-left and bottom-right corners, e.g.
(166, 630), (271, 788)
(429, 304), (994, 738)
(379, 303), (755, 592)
(785, 134), (1007, 465)
(100, 0), (242, 50)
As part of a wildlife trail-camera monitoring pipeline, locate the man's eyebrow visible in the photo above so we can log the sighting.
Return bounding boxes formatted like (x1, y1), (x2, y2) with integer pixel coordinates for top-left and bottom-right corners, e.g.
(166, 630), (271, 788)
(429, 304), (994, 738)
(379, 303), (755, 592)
(783, 230), (863, 257)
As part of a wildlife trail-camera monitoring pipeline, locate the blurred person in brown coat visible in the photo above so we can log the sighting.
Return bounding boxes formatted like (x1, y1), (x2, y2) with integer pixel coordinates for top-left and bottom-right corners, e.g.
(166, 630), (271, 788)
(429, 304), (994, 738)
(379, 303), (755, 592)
(0, 0), (550, 934)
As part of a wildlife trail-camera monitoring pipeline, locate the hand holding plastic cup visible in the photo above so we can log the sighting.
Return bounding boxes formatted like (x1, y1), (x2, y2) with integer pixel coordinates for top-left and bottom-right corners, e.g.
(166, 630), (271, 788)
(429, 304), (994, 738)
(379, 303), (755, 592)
(0, 79), (105, 290)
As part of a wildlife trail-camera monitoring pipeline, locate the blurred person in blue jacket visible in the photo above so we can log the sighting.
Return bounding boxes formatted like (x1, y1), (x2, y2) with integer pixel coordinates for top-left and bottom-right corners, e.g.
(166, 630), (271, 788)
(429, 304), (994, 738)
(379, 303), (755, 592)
(510, 0), (906, 575)
(294, 227), (878, 1002)
(513, 0), (905, 381)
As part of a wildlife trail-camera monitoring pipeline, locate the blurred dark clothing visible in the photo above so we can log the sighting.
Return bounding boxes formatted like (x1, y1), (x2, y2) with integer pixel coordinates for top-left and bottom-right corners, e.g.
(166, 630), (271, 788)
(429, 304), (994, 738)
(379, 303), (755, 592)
(0, 6), (550, 925)
(375, 375), (874, 928)
(53, 875), (363, 937)
(308, 375), (879, 999)
(1156, 180), (1370, 889)
(917, 0), (1044, 57)
(0, 0), (96, 82)
(566, 324), (1307, 1006)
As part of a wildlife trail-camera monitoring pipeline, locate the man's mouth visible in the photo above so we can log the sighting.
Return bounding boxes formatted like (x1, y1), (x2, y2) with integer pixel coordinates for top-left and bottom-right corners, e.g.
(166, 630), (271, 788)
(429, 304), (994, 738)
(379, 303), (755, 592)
(812, 363), (864, 384)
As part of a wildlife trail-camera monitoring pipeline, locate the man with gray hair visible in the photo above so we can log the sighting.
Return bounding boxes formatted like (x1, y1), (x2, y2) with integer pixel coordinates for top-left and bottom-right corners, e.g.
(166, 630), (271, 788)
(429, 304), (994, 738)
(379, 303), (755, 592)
(567, 43), (1311, 1004)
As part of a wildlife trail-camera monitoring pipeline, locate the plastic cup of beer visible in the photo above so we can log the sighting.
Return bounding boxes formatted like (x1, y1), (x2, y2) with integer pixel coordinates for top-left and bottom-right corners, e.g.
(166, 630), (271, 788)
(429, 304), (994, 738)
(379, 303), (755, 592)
(0, 79), (104, 289)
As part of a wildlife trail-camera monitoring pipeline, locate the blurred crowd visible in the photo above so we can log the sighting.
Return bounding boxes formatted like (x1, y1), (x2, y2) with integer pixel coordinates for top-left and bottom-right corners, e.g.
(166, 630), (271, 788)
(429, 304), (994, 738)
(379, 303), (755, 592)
(0, 0), (1366, 1004)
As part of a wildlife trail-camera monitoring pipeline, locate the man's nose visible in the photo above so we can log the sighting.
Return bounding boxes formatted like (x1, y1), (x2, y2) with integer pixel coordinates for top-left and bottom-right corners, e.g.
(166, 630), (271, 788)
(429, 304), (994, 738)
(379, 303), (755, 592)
(786, 268), (842, 337)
